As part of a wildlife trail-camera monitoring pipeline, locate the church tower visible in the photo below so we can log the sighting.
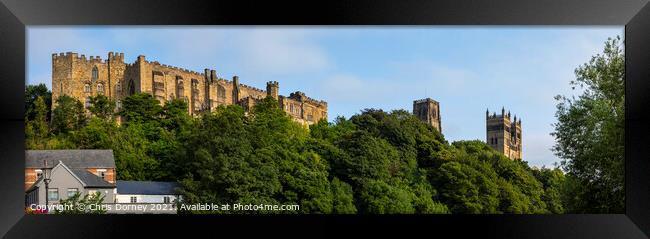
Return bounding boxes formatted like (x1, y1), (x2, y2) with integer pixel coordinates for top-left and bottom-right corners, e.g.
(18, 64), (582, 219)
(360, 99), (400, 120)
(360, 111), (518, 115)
(413, 98), (442, 133)
(486, 107), (522, 160)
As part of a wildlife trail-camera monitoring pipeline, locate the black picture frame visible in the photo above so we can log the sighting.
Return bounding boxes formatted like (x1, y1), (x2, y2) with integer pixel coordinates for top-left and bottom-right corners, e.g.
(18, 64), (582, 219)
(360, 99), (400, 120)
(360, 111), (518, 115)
(1, 0), (649, 238)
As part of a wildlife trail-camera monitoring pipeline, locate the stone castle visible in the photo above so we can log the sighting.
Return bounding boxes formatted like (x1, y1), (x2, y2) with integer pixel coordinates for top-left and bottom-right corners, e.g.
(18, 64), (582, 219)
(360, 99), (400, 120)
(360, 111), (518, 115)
(51, 52), (328, 125)
(412, 98), (522, 160)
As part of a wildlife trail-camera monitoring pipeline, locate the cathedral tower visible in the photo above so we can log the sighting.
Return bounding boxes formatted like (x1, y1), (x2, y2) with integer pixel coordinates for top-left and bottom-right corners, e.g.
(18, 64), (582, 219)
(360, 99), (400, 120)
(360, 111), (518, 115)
(413, 98), (442, 133)
(486, 107), (522, 160)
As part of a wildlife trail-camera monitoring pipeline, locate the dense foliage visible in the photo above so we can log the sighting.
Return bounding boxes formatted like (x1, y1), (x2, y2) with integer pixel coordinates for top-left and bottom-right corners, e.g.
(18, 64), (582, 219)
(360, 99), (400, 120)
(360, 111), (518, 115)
(552, 36), (625, 213)
(25, 92), (564, 214)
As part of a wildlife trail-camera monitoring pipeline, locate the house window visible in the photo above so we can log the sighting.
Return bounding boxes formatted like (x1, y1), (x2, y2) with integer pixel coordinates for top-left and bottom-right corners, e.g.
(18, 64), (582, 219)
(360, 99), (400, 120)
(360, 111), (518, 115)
(85, 97), (91, 109)
(47, 188), (59, 201)
(163, 196), (171, 203)
(35, 169), (42, 178)
(97, 83), (104, 94)
(96, 169), (107, 180)
(130, 196), (137, 203)
(84, 84), (91, 93)
(67, 188), (78, 198)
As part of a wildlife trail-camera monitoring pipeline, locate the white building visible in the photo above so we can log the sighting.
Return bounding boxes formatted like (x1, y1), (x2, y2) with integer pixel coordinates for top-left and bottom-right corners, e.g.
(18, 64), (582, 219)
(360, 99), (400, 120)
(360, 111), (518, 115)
(115, 181), (181, 204)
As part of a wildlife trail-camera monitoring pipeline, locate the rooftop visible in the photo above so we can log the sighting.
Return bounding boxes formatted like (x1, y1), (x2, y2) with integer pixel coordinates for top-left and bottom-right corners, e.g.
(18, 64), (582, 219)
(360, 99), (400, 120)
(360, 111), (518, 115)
(26, 150), (116, 169)
(116, 181), (180, 195)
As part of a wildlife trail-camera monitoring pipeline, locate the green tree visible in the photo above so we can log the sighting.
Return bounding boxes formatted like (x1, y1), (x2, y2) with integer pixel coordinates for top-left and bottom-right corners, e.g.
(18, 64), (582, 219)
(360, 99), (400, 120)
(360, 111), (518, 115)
(532, 167), (565, 214)
(89, 95), (116, 120)
(51, 95), (86, 134)
(25, 83), (52, 122)
(552, 36), (624, 213)
(54, 192), (107, 214)
(25, 96), (50, 149)
(120, 93), (163, 125)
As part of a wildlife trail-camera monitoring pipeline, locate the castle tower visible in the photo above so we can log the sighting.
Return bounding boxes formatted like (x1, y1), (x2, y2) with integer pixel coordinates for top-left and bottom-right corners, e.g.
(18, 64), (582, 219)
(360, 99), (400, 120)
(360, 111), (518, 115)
(486, 107), (522, 160)
(51, 52), (110, 110)
(266, 81), (279, 100)
(413, 98), (442, 133)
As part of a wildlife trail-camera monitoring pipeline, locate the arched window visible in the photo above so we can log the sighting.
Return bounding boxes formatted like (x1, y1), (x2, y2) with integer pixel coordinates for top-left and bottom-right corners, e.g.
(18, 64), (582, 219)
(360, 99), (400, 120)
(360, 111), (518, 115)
(84, 97), (91, 109)
(128, 79), (136, 95)
(116, 100), (122, 110)
(84, 84), (91, 93)
(176, 77), (184, 99)
(97, 83), (104, 94)
(92, 66), (99, 81)
(217, 85), (226, 101)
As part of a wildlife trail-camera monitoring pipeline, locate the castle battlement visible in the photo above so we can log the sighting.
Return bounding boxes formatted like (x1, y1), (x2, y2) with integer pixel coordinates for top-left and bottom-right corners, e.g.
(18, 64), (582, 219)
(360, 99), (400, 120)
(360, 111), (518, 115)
(289, 91), (327, 106)
(108, 52), (125, 62)
(239, 84), (267, 95)
(414, 98), (439, 104)
(486, 107), (521, 126)
(52, 52), (104, 63)
(144, 60), (206, 77)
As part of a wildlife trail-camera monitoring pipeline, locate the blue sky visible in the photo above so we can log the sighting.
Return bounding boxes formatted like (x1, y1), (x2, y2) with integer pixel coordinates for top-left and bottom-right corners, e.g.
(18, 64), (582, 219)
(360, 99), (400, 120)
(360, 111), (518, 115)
(27, 26), (623, 168)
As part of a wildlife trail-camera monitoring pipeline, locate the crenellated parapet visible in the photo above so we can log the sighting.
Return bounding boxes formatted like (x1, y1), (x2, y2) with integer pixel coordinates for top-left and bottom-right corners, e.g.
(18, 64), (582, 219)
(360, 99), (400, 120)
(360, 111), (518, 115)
(239, 84), (267, 96)
(289, 91), (328, 107)
(486, 107), (521, 126)
(52, 52), (105, 64)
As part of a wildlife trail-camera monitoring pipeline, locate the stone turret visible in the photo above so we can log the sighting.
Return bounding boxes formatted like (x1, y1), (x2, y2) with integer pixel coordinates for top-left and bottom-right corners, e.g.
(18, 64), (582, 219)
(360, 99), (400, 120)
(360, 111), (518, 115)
(266, 81), (279, 100)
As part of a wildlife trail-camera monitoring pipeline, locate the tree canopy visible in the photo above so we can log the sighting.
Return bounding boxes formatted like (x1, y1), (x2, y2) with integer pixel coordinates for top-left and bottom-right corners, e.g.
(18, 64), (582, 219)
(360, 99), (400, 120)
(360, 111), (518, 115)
(552, 36), (624, 213)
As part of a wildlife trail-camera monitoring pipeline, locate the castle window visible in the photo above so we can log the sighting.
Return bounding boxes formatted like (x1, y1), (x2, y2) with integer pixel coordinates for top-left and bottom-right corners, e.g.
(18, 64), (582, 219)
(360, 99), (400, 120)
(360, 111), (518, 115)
(84, 84), (91, 93)
(154, 82), (165, 91)
(116, 82), (121, 93)
(217, 85), (226, 101)
(128, 79), (136, 95)
(97, 83), (104, 94)
(92, 66), (99, 82)
(176, 78), (185, 99)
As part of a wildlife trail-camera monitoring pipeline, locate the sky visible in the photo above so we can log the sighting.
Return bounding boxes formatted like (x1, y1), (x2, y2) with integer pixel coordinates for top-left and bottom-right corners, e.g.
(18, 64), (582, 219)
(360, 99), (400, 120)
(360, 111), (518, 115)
(27, 26), (623, 168)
